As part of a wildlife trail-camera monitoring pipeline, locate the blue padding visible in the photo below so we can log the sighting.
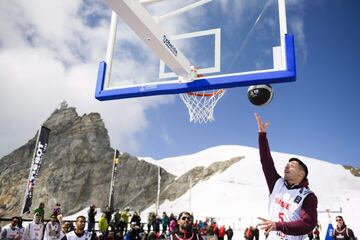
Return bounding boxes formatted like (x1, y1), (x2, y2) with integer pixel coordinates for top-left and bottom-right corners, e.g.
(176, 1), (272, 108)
(95, 34), (296, 101)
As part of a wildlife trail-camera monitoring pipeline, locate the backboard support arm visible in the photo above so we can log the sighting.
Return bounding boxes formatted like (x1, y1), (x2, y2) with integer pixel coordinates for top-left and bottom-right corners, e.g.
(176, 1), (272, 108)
(105, 0), (192, 80)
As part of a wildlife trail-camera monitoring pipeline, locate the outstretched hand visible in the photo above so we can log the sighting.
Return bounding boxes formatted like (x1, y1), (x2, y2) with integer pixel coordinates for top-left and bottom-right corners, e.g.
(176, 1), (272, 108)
(257, 217), (277, 235)
(255, 113), (269, 133)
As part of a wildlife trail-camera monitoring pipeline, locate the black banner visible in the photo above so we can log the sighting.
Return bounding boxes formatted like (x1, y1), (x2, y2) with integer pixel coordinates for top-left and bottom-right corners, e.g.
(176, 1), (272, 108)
(22, 126), (51, 214)
(109, 149), (120, 212)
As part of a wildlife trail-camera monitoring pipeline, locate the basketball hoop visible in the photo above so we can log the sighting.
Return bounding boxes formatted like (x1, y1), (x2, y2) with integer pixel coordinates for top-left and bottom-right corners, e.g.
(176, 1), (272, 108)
(180, 89), (225, 123)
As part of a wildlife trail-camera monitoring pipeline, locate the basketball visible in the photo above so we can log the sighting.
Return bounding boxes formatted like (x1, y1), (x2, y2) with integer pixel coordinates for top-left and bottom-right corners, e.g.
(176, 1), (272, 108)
(247, 84), (274, 106)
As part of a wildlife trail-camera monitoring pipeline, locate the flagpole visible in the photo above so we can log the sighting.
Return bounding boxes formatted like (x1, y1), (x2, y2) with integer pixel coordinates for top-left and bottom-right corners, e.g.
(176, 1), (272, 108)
(189, 175), (192, 212)
(156, 165), (161, 215)
(109, 149), (120, 212)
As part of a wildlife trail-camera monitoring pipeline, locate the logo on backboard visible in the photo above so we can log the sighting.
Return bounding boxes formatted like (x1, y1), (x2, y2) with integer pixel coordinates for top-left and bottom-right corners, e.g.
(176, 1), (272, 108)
(163, 35), (178, 56)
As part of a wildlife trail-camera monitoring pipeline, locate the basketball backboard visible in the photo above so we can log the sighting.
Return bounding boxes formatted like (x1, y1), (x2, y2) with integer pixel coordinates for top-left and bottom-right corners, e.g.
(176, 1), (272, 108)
(95, 0), (296, 100)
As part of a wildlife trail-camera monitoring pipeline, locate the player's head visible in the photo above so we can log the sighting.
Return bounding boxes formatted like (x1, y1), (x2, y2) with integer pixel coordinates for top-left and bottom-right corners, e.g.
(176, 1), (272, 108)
(34, 213), (41, 223)
(335, 216), (345, 227)
(50, 214), (57, 222)
(62, 222), (70, 233)
(177, 211), (193, 231)
(75, 216), (86, 231)
(284, 158), (308, 184)
(11, 217), (19, 227)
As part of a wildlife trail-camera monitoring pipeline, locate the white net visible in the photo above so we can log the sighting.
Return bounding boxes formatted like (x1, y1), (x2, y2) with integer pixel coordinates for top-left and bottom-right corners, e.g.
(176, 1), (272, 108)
(180, 89), (225, 123)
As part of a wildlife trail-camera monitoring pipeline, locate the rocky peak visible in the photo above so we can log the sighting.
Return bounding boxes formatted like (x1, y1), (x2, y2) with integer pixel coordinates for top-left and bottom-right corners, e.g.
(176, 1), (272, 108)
(0, 102), (244, 219)
(0, 103), (175, 218)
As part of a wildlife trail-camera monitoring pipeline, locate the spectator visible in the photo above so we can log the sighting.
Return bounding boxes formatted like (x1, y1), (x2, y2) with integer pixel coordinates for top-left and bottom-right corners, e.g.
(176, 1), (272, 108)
(59, 222), (69, 239)
(104, 207), (112, 228)
(308, 231), (314, 240)
(126, 224), (143, 240)
(0, 217), (20, 240)
(253, 227), (259, 240)
(121, 208), (130, 234)
(130, 212), (141, 227)
(226, 226), (233, 240)
(44, 214), (61, 240)
(152, 216), (161, 234)
(218, 226), (225, 240)
(169, 214), (176, 224)
(244, 227), (254, 240)
(313, 222), (321, 240)
(34, 203), (45, 222)
(113, 209), (121, 228)
(61, 216), (92, 240)
(98, 214), (109, 240)
(87, 204), (97, 233)
(24, 213), (44, 240)
(52, 204), (62, 219)
(161, 213), (169, 233)
(333, 216), (356, 240)
(213, 224), (219, 240)
(169, 220), (176, 234)
(170, 212), (201, 240)
(147, 213), (155, 233)
(16, 218), (24, 240)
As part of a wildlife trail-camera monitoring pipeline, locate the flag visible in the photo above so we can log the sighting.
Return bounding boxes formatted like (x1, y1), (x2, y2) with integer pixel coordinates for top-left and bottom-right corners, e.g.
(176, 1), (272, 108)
(325, 223), (334, 240)
(22, 126), (51, 214)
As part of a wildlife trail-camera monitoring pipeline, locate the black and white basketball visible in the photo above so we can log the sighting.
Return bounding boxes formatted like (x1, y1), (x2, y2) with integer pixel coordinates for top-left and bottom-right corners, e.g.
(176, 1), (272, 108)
(247, 84), (274, 106)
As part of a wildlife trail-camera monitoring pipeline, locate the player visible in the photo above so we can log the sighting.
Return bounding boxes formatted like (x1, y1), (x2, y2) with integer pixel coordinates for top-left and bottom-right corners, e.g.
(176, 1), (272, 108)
(255, 113), (318, 239)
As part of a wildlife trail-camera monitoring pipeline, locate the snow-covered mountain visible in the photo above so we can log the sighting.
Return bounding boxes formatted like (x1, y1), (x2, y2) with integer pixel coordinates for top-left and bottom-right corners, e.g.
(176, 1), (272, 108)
(65, 145), (359, 239)
(141, 145), (360, 238)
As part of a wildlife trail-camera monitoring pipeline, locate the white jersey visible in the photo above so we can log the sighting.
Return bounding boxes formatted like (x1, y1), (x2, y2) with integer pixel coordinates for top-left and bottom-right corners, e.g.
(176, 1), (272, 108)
(44, 222), (61, 240)
(24, 221), (44, 240)
(17, 227), (25, 240)
(65, 231), (92, 240)
(1, 225), (19, 240)
(267, 178), (312, 240)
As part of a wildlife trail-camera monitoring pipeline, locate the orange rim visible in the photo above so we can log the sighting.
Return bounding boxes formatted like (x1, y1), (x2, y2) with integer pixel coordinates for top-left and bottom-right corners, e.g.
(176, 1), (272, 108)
(186, 89), (225, 97)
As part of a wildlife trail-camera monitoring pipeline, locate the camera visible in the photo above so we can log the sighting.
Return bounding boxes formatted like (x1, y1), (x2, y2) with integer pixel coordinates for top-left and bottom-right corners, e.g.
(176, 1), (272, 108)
(247, 84), (274, 106)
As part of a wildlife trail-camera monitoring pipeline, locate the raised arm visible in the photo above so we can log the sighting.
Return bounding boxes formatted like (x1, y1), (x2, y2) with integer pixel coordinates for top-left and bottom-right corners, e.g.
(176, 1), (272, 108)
(255, 113), (280, 193)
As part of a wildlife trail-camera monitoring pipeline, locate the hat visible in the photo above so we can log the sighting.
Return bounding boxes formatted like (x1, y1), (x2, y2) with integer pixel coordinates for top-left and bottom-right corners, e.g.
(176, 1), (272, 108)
(289, 158), (308, 180)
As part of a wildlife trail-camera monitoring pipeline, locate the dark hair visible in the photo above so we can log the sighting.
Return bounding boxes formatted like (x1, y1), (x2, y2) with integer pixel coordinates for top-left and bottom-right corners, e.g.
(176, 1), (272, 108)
(76, 216), (86, 221)
(178, 211), (192, 220)
(289, 158), (308, 180)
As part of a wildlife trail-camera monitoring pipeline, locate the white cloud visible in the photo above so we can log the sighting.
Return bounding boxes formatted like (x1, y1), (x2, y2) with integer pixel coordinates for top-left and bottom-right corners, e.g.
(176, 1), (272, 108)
(0, 0), (174, 157)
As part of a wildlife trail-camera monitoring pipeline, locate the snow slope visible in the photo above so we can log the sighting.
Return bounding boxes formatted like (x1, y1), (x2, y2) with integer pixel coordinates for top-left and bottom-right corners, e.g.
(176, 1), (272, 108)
(66, 145), (360, 239)
(142, 145), (360, 239)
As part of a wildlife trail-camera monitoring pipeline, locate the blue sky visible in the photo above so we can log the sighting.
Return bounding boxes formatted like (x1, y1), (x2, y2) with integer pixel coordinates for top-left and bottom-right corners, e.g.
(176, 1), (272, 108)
(1, 0), (359, 168)
(127, 0), (360, 167)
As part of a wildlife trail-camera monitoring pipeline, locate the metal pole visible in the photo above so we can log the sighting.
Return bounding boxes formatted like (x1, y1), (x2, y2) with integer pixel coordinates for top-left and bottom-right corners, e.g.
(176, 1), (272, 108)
(156, 165), (161, 215)
(189, 175), (192, 211)
(105, 11), (118, 88)
(109, 150), (119, 212)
